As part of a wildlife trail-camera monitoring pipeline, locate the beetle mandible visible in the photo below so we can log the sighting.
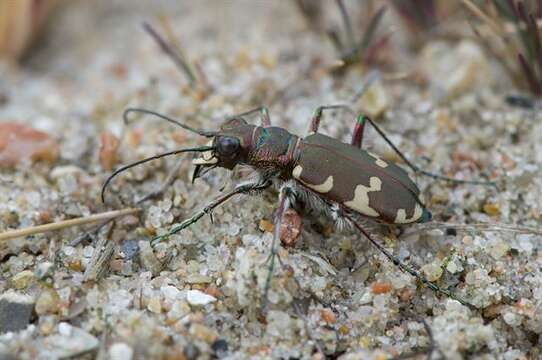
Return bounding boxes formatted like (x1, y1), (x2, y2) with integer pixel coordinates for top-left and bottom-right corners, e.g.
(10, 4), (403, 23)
(102, 105), (495, 308)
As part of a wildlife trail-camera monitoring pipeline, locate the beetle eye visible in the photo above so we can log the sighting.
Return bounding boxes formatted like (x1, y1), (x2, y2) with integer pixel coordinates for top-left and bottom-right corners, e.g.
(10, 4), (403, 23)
(217, 137), (240, 156)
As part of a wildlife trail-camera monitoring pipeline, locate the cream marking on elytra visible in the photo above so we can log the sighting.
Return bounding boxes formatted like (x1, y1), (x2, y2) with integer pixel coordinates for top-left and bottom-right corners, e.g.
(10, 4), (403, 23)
(367, 152), (388, 168)
(292, 165), (303, 179)
(292, 165), (334, 193)
(344, 176), (382, 217)
(394, 203), (423, 224)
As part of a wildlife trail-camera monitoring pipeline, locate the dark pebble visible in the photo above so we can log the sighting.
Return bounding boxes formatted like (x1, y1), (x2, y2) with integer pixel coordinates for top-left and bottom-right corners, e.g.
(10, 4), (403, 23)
(0, 352), (17, 360)
(183, 343), (200, 360)
(0, 297), (34, 334)
(212, 339), (229, 358)
(505, 94), (534, 109)
(121, 239), (140, 260)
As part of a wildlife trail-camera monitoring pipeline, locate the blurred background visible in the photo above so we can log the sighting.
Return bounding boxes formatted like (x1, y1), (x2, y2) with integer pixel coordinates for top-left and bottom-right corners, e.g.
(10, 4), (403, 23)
(3, 0), (540, 168)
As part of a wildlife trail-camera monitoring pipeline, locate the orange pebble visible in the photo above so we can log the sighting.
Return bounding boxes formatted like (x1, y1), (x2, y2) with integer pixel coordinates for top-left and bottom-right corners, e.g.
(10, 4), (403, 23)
(319, 308), (337, 324)
(371, 281), (392, 294)
(259, 219), (274, 233)
(99, 132), (120, 171)
(0, 122), (59, 167)
(279, 208), (302, 247)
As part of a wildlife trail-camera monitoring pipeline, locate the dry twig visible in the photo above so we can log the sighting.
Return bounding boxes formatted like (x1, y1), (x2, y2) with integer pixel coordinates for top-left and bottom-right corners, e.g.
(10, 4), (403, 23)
(0, 208), (140, 242)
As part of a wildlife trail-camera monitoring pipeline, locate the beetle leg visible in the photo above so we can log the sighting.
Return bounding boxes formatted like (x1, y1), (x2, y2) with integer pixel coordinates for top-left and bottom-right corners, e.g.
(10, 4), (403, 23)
(309, 104), (352, 133)
(262, 183), (294, 311)
(151, 178), (271, 246)
(355, 115), (497, 187)
(227, 106), (271, 126)
(351, 115), (366, 148)
(341, 209), (477, 310)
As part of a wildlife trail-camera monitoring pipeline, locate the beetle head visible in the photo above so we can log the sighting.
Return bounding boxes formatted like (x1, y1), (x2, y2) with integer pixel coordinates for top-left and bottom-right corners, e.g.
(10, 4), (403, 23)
(192, 118), (255, 180)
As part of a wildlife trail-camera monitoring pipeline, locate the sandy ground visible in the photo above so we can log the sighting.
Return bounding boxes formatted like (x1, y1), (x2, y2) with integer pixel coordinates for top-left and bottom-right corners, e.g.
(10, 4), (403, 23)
(0, 1), (541, 359)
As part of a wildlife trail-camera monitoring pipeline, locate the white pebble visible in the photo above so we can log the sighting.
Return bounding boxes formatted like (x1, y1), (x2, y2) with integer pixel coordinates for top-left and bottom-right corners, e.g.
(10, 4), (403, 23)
(446, 261), (458, 274)
(63, 246), (76, 256)
(186, 289), (216, 306)
(83, 246), (94, 258)
(109, 343), (134, 360)
(161, 285), (181, 302)
(58, 322), (72, 336)
(517, 234), (534, 253)
(503, 312), (522, 326)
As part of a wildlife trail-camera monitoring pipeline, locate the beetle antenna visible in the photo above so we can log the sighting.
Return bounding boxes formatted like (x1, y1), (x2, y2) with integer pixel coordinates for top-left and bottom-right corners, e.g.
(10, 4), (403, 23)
(123, 108), (217, 137)
(101, 145), (214, 203)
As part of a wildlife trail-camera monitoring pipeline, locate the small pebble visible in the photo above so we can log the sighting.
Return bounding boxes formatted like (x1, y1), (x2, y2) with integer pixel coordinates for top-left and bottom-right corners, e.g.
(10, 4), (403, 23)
(167, 300), (190, 323)
(398, 288), (415, 302)
(58, 322), (72, 336)
(35, 261), (54, 279)
(483, 304), (503, 320)
(185, 274), (213, 284)
(126, 128), (143, 147)
(138, 241), (162, 276)
(0, 292), (35, 334)
(0, 122), (59, 167)
(503, 311), (522, 326)
(121, 239), (140, 260)
(421, 263), (443, 282)
(35, 288), (60, 315)
(446, 261), (459, 274)
(161, 285), (181, 302)
(259, 219), (274, 233)
(99, 132), (120, 171)
(488, 241), (510, 260)
(370, 281), (392, 295)
(147, 297), (162, 313)
(465, 268), (490, 286)
(515, 298), (535, 317)
(39, 315), (57, 336)
(109, 343), (134, 360)
(358, 79), (389, 118)
(445, 228), (457, 236)
(42, 327), (99, 358)
(11, 270), (35, 289)
(183, 343), (200, 360)
(190, 323), (218, 343)
(186, 290), (217, 306)
(483, 202), (500, 216)
(204, 285), (222, 299)
(211, 339), (229, 358)
(319, 308), (337, 324)
(279, 208), (302, 247)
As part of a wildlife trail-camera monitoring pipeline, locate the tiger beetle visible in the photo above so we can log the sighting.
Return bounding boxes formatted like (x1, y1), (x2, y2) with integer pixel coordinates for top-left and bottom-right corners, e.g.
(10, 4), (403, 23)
(102, 105), (496, 310)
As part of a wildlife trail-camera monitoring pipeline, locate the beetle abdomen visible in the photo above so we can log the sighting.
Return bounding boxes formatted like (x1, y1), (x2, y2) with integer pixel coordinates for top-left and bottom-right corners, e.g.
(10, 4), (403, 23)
(293, 133), (430, 224)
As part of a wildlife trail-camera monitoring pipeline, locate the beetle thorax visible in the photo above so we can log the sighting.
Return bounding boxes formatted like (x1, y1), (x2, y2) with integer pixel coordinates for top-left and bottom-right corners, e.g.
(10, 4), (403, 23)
(247, 126), (299, 173)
